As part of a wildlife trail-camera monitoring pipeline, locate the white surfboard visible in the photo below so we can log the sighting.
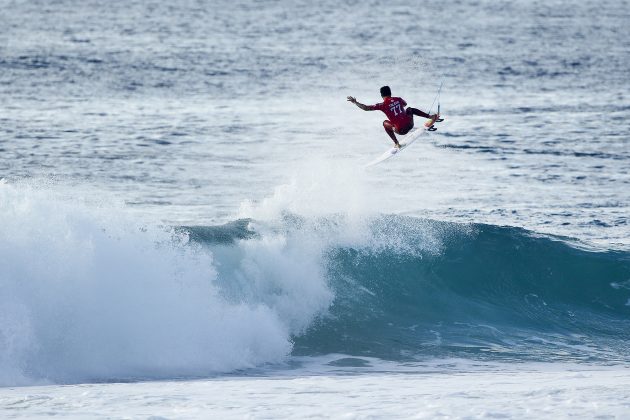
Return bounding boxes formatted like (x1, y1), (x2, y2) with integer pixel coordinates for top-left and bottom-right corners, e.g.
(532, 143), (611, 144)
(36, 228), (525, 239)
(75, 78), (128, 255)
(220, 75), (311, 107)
(364, 125), (429, 168)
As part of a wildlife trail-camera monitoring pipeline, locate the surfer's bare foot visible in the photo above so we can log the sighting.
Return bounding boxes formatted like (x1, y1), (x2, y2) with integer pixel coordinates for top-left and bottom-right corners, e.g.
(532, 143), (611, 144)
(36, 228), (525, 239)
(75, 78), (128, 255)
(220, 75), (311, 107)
(394, 143), (401, 149)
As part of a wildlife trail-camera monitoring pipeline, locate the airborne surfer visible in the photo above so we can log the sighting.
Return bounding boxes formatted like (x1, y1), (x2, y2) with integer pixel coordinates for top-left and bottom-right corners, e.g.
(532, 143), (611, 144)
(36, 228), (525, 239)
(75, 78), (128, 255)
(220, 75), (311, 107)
(347, 86), (438, 148)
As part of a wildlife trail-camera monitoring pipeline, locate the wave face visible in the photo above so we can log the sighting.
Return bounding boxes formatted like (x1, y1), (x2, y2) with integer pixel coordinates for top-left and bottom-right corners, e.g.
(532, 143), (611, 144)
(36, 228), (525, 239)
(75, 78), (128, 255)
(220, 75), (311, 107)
(293, 219), (630, 363)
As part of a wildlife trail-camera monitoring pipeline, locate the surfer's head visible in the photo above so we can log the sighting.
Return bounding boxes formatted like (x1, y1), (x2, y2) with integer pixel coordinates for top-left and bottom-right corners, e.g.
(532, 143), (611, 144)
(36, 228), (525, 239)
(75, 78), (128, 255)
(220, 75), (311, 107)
(380, 86), (391, 98)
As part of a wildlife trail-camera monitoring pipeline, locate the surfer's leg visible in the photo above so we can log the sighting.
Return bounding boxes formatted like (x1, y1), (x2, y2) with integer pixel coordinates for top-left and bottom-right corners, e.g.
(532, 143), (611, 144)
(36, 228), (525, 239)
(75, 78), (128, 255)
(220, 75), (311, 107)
(406, 107), (431, 119)
(383, 120), (400, 148)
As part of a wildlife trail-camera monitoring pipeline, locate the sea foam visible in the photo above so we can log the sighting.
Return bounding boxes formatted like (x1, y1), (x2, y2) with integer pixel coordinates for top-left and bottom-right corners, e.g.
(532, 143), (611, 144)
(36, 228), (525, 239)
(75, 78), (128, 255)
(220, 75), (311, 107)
(0, 181), (331, 385)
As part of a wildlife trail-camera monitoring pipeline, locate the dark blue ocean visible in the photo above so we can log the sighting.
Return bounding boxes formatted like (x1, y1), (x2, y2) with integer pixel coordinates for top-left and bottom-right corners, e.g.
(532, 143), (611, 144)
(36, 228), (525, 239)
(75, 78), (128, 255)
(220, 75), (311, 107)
(1, 0), (629, 401)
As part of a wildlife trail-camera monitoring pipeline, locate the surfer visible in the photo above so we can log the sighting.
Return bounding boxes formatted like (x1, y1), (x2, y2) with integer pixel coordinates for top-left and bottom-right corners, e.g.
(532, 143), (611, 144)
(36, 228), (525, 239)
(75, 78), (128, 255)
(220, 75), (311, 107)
(347, 86), (437, 148)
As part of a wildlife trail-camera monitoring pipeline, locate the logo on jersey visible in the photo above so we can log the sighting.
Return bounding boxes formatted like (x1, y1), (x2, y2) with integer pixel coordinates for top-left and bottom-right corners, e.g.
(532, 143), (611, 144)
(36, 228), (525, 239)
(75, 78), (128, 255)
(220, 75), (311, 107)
(389, 101), (403, 116)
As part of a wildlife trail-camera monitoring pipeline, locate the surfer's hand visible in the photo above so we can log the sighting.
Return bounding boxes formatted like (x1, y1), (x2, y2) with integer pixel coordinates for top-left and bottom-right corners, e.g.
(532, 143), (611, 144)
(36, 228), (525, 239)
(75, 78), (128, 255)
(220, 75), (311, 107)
(430, 113), (438, 120)
(347, 96), (356, 103)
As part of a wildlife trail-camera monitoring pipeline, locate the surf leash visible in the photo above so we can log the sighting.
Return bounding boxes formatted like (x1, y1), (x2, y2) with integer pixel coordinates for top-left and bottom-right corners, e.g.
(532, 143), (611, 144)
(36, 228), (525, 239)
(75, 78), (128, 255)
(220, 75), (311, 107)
(427, 79), (444, 116)
(425, 79), (444, 131)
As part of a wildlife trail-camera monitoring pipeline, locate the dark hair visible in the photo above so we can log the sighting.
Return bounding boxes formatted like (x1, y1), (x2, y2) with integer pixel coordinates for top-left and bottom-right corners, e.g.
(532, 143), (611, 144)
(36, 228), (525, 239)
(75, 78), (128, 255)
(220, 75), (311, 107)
(380, 86), (391, 97)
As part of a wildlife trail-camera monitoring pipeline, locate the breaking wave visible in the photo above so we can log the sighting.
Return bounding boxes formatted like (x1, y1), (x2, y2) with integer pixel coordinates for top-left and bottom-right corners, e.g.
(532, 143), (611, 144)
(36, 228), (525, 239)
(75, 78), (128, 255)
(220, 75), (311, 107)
(1, 182), (629, 386)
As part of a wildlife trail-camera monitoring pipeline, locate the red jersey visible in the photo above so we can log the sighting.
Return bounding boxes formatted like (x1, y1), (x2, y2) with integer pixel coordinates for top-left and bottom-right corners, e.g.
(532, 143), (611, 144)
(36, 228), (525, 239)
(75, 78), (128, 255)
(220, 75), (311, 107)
(369, 96), (413, 131)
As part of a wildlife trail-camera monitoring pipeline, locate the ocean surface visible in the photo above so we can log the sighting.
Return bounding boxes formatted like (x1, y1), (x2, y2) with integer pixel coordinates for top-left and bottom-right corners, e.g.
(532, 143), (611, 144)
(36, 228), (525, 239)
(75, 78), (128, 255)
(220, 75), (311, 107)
(1, 0), (630, 417)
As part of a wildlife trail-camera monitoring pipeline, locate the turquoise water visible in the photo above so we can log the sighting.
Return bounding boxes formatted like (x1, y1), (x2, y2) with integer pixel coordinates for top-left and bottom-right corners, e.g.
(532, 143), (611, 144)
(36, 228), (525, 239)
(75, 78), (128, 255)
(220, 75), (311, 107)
(189, 217), (630, 363)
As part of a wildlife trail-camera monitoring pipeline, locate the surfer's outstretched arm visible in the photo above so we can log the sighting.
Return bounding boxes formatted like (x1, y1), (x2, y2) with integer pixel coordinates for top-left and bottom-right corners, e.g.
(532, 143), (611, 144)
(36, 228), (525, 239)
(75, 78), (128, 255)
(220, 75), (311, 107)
(347, 96), (374, 111)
